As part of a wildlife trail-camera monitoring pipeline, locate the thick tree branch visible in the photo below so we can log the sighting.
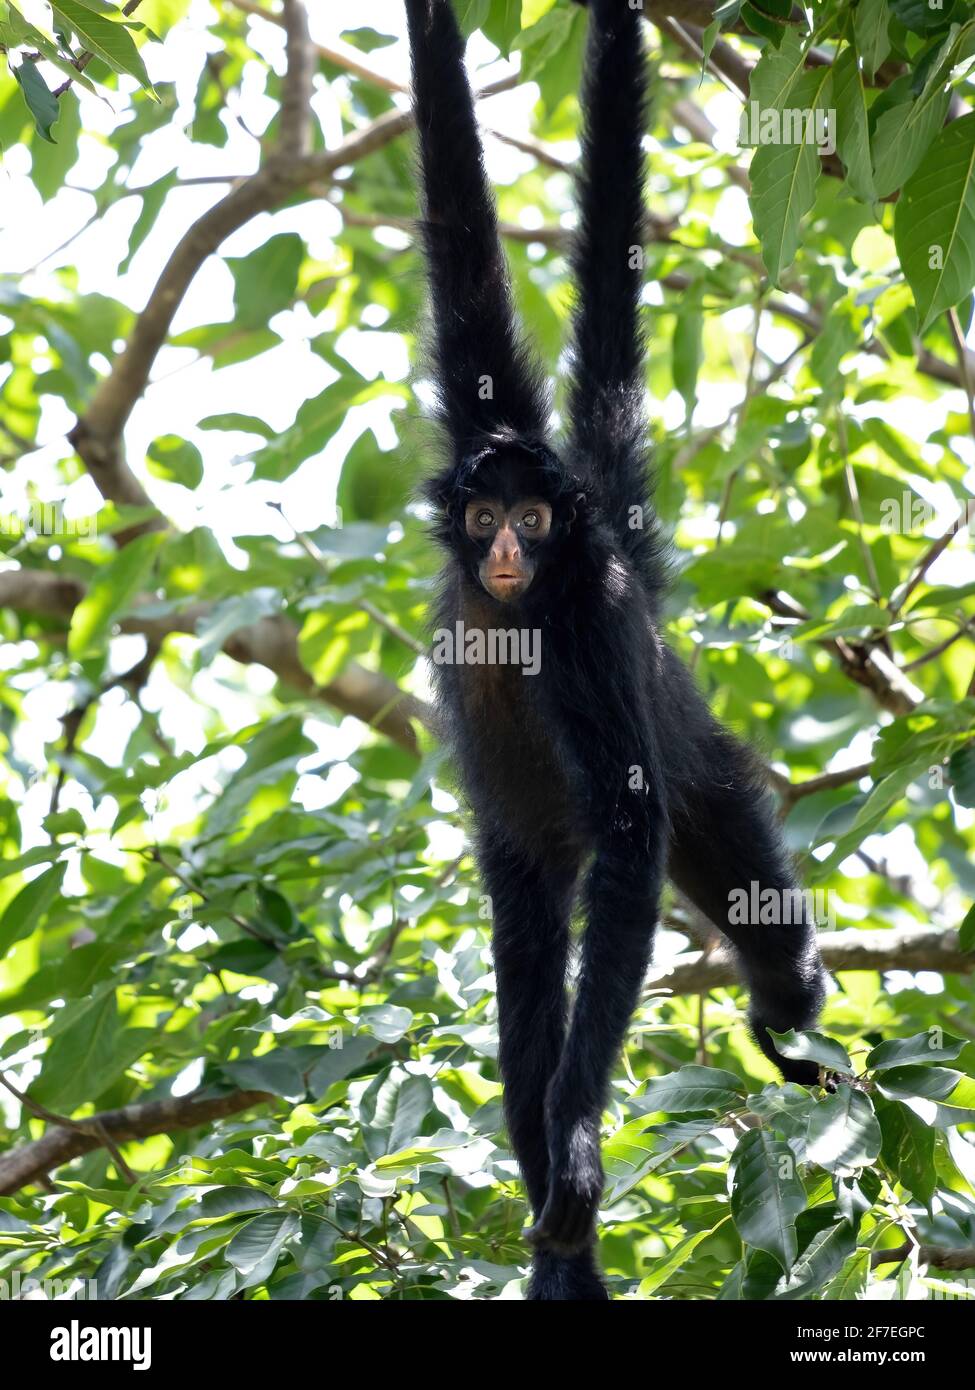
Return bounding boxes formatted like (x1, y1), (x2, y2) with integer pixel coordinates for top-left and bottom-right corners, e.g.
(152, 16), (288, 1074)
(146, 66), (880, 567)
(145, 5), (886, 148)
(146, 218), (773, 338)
(760, 590), (923, 717)
(871, 1243), (975, 1272)
(278, 0), (314, 158)
(0, 570), (432, 753)
(0, 1087), (273, 1196)
(650, 925), (974, 996)
(67, 64), (513, 543)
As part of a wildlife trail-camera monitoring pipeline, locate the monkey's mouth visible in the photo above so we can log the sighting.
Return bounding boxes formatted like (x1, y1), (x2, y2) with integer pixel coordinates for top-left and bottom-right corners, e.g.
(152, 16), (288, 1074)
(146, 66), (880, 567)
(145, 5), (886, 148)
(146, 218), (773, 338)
(486, 573), (528, 599)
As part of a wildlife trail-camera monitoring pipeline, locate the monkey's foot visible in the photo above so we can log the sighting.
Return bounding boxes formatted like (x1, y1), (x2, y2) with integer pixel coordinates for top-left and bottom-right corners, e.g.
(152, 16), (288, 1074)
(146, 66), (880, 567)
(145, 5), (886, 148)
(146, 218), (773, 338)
(527, 1248), (609, 1301)
(526, 1119), (603, 1255)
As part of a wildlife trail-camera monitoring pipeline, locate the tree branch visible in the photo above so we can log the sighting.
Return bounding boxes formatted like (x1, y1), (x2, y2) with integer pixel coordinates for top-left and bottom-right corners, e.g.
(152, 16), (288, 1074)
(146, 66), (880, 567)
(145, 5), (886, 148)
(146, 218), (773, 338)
(278, 0), (313, 159)
(871, 1243), (975, 1272)
(0, 1087), (273, 1196)
(67, 55), (514, 544)
(773, 763), (873, 809)
(649, 925), (974, 996)
(0, 569), (433, 753)
(227, 0), (408, 94)
(2, 920), (971, 1195)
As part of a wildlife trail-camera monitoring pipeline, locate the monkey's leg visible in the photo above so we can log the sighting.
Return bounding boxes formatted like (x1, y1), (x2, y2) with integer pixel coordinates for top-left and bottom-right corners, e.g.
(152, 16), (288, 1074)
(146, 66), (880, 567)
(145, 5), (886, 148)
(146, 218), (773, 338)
(480, 836), (606, 1299)
(527, 822), (665, 1256)
(667, 731), (828, 1084)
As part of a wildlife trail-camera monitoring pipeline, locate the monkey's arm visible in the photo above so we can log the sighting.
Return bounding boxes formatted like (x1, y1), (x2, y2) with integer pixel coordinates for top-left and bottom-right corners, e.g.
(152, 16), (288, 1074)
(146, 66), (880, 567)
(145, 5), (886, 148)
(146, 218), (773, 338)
(566, 0), (651, 524)
(404, 0), (548, 452)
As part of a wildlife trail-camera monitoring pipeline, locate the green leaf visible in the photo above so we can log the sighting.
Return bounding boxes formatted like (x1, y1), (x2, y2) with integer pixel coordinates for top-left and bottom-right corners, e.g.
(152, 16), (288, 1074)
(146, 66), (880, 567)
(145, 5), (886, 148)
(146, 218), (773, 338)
(872, 77), (951, 201)
(672, 303), (703, 424)
(456, 0), (490, 38)
(806, 1086), (882, 1170)
(221, 1053), (308, 1102)
(120, 171), (176, 273)
(306, 1034), (375, 1099)
(854, 0), (892, 80)
(0, 861), (66, 956)
(730, 1128), (806, 1272)
(823, 1247), (870, 1299)
(67, 531), (165, 657)
(638, 1217), (731, 1296)
(145, 434), (203, 488)
(197, 1185), (277, 1218)
(878, 1098), (937, 1204)
(741, 1), (787, 43)
(2, 3), (100, 96)
(750, 67), (833, 284)
(250, 376), (409, 482)
(949, 742), (975, 807)
(49, 0), (154, 92)
(227, 233), (304, 330)
(199, 412), (275, 439)
(867, 1030), (966, 1068)
(14, 58), (58, 143)
(774, 1219), (857, 1298)
(359, 1003), (413, 1044)
(30, 88), (81, 200)
(833, 45), (875, 203)
(960, 902), (975, 952)
(603, 1117), (716, 1203)
(225, 1210), (299, 1284)
(31, 989), (155, 1110)
(42, 808), (86, 838)
(747, 25), (807, 113)
(0, 939), (128, 1014)
(368, 1072), (433, 1155)
(875, 1065), (962, 1101)
(768, 1030), (853, 1074)
(638, 1065), (744, 1113)
(890, 0), (965, 34)
(196, 590), (280, 666)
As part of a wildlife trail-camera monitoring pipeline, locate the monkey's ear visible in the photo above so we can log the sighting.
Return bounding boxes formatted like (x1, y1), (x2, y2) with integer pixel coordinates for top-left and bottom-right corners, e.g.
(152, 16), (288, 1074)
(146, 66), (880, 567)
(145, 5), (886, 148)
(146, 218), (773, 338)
(565, 492), (587, 532)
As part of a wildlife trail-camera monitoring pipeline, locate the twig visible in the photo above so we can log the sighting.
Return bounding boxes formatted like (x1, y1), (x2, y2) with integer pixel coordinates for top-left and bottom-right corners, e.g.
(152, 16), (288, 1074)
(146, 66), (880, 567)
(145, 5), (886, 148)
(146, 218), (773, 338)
(891, 508), (974, 618)
(774, 762), (873, 808)
(149, 849), (279, 947)
(51, 0), (146, 97)
(271, 503), (427, 658)
(227, 0), (408, 94)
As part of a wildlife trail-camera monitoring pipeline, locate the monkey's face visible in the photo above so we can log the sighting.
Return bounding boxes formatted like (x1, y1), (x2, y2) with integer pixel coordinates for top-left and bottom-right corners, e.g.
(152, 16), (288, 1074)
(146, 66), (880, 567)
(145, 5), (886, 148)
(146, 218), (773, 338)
(464, 496), (553, 602)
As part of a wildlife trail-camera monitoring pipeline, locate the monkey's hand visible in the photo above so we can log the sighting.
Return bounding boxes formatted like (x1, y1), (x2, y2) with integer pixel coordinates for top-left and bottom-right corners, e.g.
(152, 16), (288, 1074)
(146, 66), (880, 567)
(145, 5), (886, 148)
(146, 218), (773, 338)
(526, 1112), (603, 1255)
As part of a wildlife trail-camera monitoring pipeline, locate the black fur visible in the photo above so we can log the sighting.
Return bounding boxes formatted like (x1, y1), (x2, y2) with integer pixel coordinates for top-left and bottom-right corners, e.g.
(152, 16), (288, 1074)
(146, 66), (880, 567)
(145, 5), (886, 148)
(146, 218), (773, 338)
(404, 0), (827, 1300)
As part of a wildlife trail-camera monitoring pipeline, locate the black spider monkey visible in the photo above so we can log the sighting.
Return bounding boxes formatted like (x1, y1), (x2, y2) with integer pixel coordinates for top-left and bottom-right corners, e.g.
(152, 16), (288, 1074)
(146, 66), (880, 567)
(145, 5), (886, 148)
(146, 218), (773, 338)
(404, 0), (828, 1299)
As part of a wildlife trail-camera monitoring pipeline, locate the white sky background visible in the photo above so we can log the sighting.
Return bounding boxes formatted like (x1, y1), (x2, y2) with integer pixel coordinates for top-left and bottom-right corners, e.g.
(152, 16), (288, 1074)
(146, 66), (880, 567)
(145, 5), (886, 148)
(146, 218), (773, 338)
(0, 1), (972, 941)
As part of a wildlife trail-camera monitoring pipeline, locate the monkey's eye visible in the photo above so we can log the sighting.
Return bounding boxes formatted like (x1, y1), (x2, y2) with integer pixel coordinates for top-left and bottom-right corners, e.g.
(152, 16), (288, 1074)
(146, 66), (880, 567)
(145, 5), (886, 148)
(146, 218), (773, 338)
(475, 509), (495, 528)
(522, 510), (540, 530)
